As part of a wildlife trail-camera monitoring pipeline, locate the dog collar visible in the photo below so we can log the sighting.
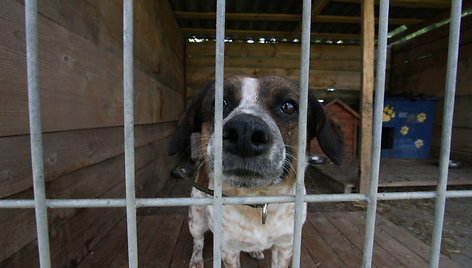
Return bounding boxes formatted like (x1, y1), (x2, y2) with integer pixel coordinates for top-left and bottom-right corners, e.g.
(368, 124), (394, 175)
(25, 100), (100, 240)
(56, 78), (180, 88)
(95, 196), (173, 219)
(174, 167), (269, 224)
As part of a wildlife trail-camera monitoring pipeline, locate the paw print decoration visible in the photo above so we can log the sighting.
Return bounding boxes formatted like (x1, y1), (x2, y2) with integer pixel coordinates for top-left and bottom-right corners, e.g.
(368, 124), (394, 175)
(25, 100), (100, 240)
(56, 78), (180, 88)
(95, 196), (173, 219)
(417, 113), (427, 123)
(415, 139), (424, 148)
(400, 126), (409, 135)
(383, 105), (396, 122)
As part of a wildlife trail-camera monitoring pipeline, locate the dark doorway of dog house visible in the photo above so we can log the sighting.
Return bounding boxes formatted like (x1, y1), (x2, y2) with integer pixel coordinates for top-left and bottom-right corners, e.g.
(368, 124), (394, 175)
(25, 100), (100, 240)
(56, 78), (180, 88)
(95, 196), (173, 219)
(1, 0), (472, 267)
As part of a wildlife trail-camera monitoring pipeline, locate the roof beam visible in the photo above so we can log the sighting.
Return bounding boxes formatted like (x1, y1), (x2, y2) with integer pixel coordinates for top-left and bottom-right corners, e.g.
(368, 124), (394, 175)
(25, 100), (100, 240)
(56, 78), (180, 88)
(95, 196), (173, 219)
(290, 0), (332, 38)
(334, 0), (450, 9)
(174, 12), (422, 25)
(174, 11), (300, 21)
(389, 2), (472, 43)
(317, 15), (423, 25)
(181, 28), (360, 40)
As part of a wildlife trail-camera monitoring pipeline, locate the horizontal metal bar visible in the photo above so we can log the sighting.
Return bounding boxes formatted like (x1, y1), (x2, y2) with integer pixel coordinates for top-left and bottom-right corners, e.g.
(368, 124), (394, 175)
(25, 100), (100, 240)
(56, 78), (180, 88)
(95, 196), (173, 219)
(2, 191), (472, 209)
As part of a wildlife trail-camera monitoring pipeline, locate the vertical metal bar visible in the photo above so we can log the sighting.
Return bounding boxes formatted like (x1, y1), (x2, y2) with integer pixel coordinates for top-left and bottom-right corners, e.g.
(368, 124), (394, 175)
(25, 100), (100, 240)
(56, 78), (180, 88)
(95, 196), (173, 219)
(429, 0), (462, 267)
(213, 0), (225, 267)
(24, 1), (52, 267)
(362, 0), (389, 267)
(123, 0), (138, 267)
(292, 0), (312, 267)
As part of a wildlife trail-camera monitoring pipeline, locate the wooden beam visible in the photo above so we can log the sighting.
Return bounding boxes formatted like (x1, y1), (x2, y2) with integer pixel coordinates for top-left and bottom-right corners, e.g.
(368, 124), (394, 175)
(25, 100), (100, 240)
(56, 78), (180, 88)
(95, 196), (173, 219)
(389, 1), (472, 43)
(174, 11), (300, 21)
(181, 28), (360, 40)
(359, 0), (375, 194)
(317, 15), (423, 25)
(290, 0), (332, 38)
(335, 0), (450, 9)
(174, 12), (423, 25)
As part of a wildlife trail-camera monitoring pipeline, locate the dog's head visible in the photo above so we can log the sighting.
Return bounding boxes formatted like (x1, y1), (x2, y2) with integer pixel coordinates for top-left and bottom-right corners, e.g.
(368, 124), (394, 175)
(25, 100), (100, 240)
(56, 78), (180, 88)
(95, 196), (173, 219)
(169, 75), (343, 188)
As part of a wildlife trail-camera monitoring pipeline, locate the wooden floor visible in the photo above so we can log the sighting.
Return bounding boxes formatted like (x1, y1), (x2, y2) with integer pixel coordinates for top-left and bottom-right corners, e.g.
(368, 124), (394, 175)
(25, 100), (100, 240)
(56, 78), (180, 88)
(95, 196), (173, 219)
(312, 159), (472, 193)
(77, 209), (460, 268)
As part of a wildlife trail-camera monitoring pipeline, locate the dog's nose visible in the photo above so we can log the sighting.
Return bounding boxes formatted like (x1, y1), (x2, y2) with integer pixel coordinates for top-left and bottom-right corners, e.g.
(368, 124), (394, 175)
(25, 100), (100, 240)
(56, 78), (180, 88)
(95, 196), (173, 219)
(223, 114), (272, 157)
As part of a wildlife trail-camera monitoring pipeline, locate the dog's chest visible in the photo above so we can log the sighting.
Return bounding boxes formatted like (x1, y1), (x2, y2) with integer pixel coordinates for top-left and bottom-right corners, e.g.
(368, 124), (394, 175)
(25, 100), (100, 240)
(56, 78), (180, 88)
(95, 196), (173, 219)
(205, 202), (307, 251)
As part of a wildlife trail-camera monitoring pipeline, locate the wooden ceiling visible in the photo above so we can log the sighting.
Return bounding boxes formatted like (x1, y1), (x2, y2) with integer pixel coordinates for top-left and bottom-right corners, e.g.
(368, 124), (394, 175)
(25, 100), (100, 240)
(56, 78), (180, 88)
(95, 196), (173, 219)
(169, 0), (454, 43)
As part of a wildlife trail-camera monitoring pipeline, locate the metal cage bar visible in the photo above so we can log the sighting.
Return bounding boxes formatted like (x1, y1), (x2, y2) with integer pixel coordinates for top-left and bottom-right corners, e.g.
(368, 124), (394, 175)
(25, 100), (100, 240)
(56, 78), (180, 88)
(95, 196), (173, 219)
(292, 0), (312, 267)
(430, 0), (463, 267)
(2, 190), (472, 209)
(24, 0), (52, 267)
(362, 0), (390, 267)
(213, 0), (226, 267)
(123, 0), (139, 267)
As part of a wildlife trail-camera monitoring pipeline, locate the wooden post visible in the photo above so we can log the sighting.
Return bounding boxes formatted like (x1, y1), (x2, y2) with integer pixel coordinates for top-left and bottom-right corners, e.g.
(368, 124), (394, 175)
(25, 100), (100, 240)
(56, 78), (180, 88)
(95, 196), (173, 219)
(359, 0), (375, 193)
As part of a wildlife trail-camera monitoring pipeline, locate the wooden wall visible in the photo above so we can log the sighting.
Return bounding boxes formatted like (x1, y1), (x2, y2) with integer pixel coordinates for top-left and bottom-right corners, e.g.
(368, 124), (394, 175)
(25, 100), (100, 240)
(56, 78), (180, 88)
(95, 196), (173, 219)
(185, 42), (362, 107)
(0, 0), (184, 266)
(390, 15), (472, 162)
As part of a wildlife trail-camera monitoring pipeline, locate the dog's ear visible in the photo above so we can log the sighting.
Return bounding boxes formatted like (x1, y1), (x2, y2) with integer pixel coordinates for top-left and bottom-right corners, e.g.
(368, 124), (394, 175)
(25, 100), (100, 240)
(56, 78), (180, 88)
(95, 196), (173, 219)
(168, 82), (211, 156)
(308, 95), (344, 165)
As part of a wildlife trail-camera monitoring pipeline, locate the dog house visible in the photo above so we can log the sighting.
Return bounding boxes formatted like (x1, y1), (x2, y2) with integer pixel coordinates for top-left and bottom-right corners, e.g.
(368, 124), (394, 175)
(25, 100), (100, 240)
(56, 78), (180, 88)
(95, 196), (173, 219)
(1, 0), (471, 267)
(381, 97), (438, 158)
(309, 98), (360, 162)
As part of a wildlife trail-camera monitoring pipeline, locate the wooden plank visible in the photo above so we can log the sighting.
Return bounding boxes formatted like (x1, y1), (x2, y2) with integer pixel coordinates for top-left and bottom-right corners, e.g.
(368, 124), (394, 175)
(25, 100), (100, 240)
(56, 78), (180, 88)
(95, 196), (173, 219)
(391, 17), (472, 68)
(187, 56), (361, 71)
(374, 213), (461, 268)
(35, 0), (184, 94)
(141, 214), (186, 267)
(390, 1), (472, 44)
(359, 0), (375, 193)
(105, 214), (168, 268)
(182, 28), (361, 40)
(3, 155), (166, 267)
(308, 213), (364, 266)
(76, 217), (128, 268)
(323, 212), (406, 267)
(174, 12), (421, 25)
(0, 0), (184, 136)
(0, 122), (176, 199)
(300, 243), (320, 268)
(335, 0), (450, 8)
(434, 96), (472, 129)
(0, 139), (175, 264)
(174, 11), (300, 21)
(186, 67), (361, 92)
(391, 40), (472, 97)
(345, 212), (430, 267)
(187, 43), (362, 60)
(316, 15), (423, 25)
(169, 216), (194, 268)
(301, 214), (347, 267)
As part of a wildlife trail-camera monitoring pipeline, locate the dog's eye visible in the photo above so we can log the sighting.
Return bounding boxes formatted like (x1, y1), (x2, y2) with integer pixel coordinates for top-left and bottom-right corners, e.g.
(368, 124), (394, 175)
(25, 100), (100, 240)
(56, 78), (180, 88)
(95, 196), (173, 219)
(281, 101), (297, 115)
(223, 99), (228, 110)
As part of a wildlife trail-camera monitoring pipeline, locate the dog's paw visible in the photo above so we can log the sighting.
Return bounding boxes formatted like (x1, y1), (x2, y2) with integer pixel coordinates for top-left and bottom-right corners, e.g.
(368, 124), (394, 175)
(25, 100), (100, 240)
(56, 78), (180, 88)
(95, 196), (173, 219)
(248, 250), (265, 260)
(189, 259), (204, 268)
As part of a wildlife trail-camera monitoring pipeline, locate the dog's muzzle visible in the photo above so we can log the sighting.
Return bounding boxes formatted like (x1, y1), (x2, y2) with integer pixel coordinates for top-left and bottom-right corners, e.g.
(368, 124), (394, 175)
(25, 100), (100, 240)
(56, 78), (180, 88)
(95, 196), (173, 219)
(223, 114), (272, 158)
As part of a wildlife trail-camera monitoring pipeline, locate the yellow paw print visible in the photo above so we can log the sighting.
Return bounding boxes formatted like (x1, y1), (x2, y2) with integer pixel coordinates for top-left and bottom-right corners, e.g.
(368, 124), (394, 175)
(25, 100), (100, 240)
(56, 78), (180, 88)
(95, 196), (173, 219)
(415, 139), (424, 148)
(383, 105), (396, 122)
(400, 126), (409, 135)
(417, 113), (427, 123)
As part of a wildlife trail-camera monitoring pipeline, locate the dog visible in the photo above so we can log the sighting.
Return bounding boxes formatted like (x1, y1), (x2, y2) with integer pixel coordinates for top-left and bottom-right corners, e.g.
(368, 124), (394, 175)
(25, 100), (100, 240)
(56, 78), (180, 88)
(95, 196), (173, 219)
(169, 75), (343, 268)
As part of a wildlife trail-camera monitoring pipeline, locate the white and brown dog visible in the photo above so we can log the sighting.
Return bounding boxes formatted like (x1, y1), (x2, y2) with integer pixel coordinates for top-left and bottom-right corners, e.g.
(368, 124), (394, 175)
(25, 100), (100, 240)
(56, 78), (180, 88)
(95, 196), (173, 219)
(169, 75), (343, 268)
